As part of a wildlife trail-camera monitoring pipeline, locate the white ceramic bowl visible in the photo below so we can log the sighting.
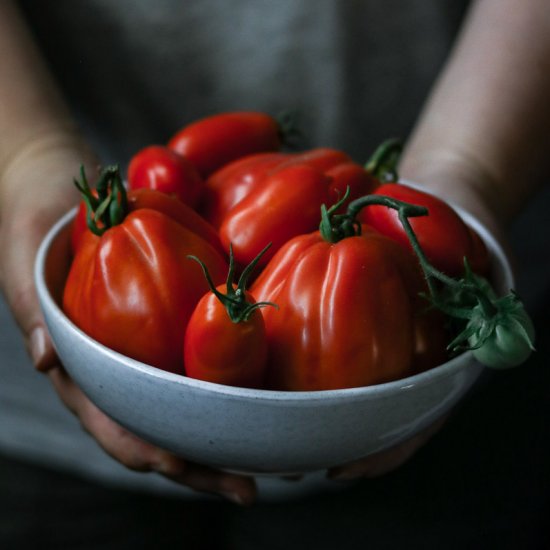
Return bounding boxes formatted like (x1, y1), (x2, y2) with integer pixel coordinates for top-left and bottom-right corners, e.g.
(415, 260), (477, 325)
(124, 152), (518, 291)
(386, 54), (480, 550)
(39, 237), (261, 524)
(35, 204), (513, 475)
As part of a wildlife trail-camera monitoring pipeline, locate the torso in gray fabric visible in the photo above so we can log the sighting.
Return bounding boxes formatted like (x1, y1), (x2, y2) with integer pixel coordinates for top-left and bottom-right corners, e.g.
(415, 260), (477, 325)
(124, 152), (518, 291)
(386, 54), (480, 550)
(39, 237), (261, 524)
(18, 0), (468, 164)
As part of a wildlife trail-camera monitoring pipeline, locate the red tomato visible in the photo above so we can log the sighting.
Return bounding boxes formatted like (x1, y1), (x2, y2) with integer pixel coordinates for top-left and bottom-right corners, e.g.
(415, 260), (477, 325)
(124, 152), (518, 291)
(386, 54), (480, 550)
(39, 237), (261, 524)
(202, 148), (376, 228)
(360, 183), (490, 276)
(71, 187), (99, 254)
(325, 161), (378, 212)
(127, 145), (203, 207)
(201, 152), (289, 228)
(219, 164), (332, 270)
(251, 228), (447, 391)
(184, 286), (268, 388)
(71, 188), (223, 256)
(64, 209), (228, 373)
(168, 111), (281, 177)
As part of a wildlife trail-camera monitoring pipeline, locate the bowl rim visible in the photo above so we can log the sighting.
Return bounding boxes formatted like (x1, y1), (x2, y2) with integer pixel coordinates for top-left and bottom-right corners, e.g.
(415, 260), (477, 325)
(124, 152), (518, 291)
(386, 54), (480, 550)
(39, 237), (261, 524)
(35, 185), (514, 403)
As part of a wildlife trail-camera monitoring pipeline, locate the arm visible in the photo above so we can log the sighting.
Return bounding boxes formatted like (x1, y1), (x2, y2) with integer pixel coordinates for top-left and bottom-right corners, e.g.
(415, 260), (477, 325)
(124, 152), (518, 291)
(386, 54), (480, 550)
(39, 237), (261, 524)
(400, 0), (550, 227)
(330, 0), (550, 480)
(0, 1), (254, 505)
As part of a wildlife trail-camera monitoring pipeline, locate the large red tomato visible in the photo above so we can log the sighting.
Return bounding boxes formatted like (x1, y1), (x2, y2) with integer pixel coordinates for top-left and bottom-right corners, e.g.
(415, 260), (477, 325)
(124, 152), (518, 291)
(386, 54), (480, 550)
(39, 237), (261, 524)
(218, 164), (332, 270)
(251, 226), (447, 391)
(64, 168), (227, 373)
(201, 147), (377, 228)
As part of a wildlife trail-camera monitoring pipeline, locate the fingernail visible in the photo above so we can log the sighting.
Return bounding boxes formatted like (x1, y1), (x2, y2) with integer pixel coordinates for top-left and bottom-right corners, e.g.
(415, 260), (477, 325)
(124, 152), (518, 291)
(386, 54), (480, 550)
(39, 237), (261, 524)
(154, 459), (186, 476)
(29, 326), (47, 369)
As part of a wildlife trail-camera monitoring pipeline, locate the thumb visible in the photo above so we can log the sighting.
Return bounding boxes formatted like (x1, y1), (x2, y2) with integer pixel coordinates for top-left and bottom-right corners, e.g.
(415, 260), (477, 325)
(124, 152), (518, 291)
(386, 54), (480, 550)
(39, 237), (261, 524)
(1, 208), (61, 370)
(0, 143), (97, 371)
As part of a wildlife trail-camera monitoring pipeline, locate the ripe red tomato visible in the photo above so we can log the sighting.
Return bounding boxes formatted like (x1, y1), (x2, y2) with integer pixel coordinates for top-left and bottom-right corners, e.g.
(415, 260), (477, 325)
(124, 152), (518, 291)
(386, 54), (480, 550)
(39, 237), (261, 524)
(71, 188), (223, 256)
(168, 111), (282, 177)
(184, 286), (268, 388)
(127, 145), (203, 207)
(251, 227), (448, 391)
(65, 167), (227, 372)
(219, 164), (332, 270)
(360, 183), (490, 276)
(201, 147), (376, 228)
(64, 209), (228, 373)
(201, 152), (289, 228)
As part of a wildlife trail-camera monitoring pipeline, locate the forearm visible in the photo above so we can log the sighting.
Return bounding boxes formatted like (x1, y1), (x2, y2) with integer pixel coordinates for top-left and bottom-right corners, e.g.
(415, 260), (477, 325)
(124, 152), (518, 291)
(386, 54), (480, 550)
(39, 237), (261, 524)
(400, 0), (550, 224)
(0, 1), (95, 212)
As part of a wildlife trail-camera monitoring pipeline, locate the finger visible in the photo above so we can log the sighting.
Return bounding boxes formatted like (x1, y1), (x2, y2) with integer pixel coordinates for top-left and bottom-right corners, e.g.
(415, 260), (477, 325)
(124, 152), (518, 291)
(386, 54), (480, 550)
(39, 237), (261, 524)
(166, 463), (257, 506)
(327, 416), (448, 481)
(0, 209), (62, 371)
(48, 367), (256, 505)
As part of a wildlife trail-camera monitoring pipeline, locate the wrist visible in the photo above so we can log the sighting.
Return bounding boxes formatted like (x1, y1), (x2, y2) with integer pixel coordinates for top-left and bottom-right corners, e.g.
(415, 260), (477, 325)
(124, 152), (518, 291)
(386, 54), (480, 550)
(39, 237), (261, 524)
(0, 127), (98, 217)
(398, 145), (505, 242)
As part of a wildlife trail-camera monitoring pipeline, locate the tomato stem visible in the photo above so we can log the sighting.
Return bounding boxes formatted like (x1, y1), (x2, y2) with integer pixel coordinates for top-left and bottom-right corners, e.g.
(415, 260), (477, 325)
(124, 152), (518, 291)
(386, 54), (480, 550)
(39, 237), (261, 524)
(276, 110), (303, 149)
(188, 244), (278, 323)
(364, 138), (402, 182)
(74, 165), (128, 236)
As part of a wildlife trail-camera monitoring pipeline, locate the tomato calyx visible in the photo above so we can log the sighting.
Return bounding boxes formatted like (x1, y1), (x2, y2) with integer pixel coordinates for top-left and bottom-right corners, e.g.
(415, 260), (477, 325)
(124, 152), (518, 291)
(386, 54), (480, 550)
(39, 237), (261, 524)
(188, 244), (277, 323)
(74, 165), (128, 236)
(275, 109), (303, 149)
(441, 265), (535, 367)
(364, 138), (403, 182)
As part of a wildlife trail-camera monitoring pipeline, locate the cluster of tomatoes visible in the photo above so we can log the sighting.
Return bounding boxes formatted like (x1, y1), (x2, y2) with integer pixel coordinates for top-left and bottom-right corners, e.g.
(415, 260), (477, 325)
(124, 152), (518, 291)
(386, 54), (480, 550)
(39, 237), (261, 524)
(63, 111), (490, 391)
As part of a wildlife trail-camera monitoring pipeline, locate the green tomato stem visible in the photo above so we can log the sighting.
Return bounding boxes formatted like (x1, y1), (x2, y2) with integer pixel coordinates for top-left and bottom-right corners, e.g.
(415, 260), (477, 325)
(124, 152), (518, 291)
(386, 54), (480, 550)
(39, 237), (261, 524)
(363, 138), (403, 182)
(74, 165), (128, 236)
(188, 243), (278, 323)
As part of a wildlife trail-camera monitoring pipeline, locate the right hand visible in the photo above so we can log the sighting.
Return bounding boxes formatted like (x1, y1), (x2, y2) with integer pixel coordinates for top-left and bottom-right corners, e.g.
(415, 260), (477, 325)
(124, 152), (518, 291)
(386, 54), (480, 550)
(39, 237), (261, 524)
(0, 137), (257, 505)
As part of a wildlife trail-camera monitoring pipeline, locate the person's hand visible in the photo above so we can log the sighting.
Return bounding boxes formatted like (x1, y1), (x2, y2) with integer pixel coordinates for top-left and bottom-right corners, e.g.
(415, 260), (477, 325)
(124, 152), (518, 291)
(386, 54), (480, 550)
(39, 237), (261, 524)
(0, 137), (257, 505)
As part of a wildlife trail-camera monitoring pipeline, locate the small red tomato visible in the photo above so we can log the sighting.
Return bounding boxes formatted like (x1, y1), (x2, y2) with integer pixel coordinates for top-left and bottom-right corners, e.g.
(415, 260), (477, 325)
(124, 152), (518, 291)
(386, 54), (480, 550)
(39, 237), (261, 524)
(184, 288), (269, 388)
(168, 112), (282, 177)
(127, 145), (203, 207)
(325, 161), (378, 212)
(184, 246), (274, 388)
(361, 183), (490, 276)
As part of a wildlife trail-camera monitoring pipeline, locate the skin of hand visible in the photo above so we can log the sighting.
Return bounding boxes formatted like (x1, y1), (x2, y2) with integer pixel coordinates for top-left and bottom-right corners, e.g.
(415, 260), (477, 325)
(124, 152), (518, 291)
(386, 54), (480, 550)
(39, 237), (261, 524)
(327, 0), (550, 481)
(0, 1), (256, 506)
